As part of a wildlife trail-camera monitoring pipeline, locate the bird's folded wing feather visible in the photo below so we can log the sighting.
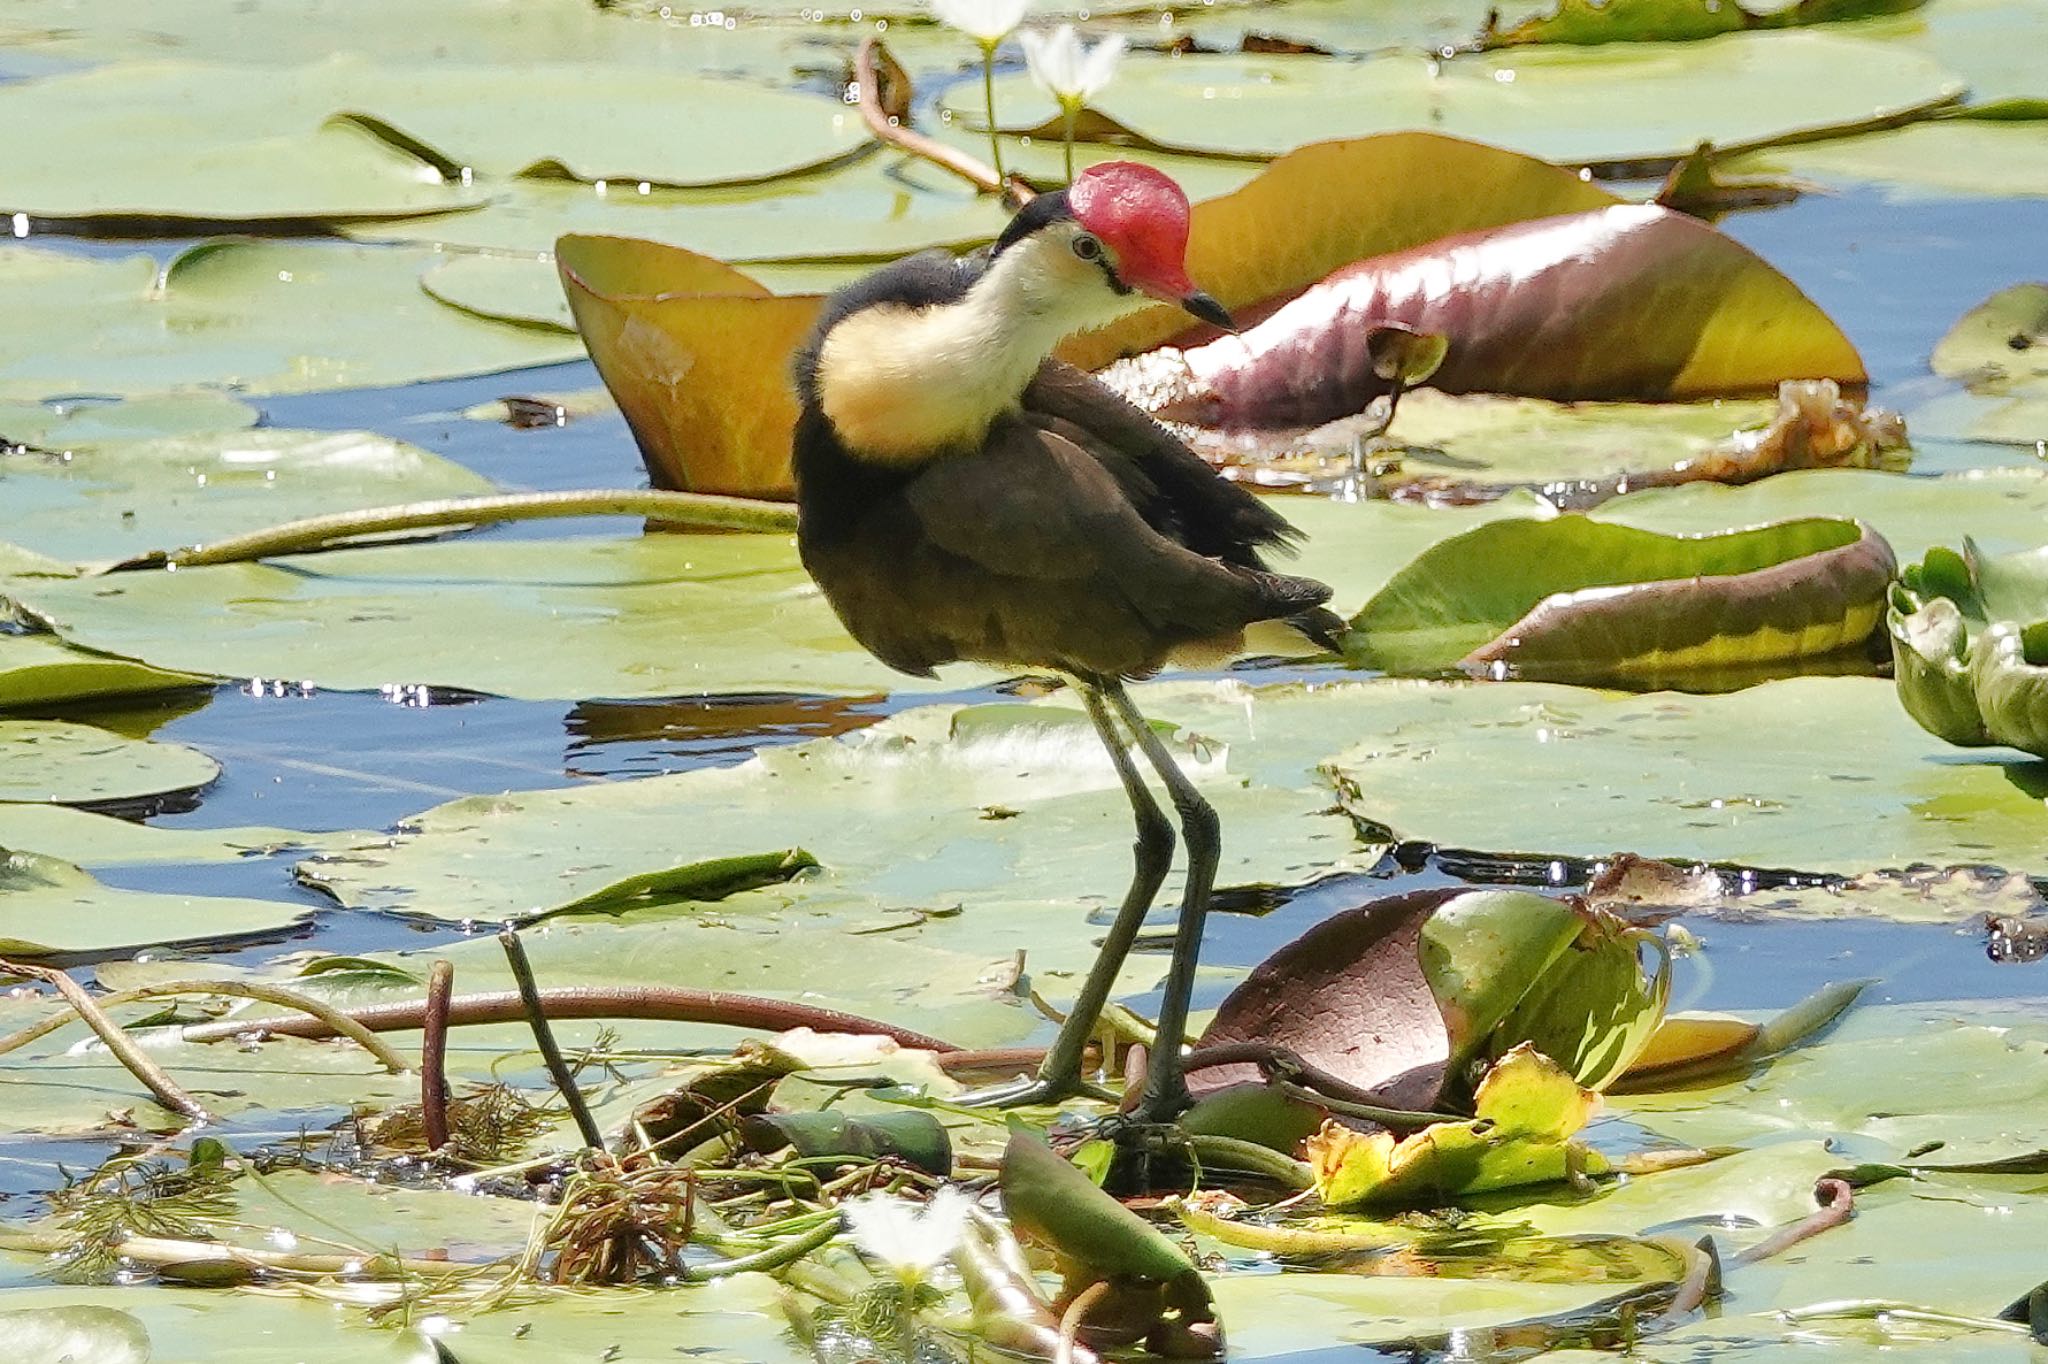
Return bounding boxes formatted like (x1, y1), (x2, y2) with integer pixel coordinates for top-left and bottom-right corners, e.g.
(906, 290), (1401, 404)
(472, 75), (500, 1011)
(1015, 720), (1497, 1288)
(1022, 360), (1300, 561)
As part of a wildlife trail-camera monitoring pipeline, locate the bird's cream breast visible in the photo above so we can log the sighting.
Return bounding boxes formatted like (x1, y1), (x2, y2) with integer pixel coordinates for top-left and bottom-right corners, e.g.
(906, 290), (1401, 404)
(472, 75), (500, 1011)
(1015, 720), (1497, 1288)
(817, 303), (1030, 463)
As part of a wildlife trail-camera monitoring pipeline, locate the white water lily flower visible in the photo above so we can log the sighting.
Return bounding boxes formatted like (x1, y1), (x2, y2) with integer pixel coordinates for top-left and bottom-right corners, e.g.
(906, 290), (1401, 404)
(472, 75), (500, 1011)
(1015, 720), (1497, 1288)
(843, 1186), (973, 1286)
(932, 0), (1029, 44)
(1021, 25), (1126, 105)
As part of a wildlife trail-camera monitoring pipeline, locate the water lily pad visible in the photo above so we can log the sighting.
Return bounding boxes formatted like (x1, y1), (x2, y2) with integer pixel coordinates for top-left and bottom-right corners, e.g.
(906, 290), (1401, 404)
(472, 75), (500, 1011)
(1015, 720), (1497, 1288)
(0, 428), (497, 566)
(0, 241), (585, 403)
(336, 62), (869, 188)
(5, 533), (935, 701)
(0, 804), (354, 866)
(1485, 0), (1925, 45)
(1595, 466), (2048, 561)
(0, 633), (208, 710)
(0, 849), (308, 957)
(361, 159), (1011, 263)
(299, 692), (1370, 929)
(1725, 118), (2048, 201)
(947, 34), (1962, 170)
(1346, 515), (1894, 685)
(0, 61), (482, 226)
(0, 1305), (147, 1364)
(1321, 675), (2048, 876)
(0, 720), (218, 807)
(0, 392), (259, 448)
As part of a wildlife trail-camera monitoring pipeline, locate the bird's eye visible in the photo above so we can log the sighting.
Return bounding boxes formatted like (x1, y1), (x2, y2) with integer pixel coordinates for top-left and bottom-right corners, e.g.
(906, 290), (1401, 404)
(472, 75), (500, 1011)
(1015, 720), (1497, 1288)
(1070, 233), (1103, 262)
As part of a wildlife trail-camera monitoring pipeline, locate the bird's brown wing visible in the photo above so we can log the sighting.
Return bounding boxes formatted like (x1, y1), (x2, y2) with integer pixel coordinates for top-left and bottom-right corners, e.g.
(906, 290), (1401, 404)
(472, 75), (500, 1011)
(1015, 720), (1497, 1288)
(899, 419), (1322, 677)
(1022, 360), (1300, 565)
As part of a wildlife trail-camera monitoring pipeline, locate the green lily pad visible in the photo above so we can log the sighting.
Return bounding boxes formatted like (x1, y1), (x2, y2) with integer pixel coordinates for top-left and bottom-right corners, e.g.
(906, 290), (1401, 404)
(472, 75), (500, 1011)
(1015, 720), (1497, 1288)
(300, 693), (1371, 925)
(1724, 118), (2048, 202)
(0, 720), (218, 807)
(0, 61), (483, 226)
(1933, 282), (2048, 389)
(0, 803), (360, 867)
(1358, 391), (1780, 494)
(1484, 0), (1926, 46)
(0, 428), (497, 566)
(0, 634), (208, 710)
(1888, 540), (2048, 757)
(0, 849), (308, 957)
(336, 62), (868, 188)
(946, 34), (1962, 168)
(0, 241), (585, 403)
(1320, 675), (2048, 876)
(0, 1305), (147, 1364)
(1594, 466), (2048, 561)
(1347, 515), (1893, 685)
(4, 533), (939, 701)
(0, 392), (259, 448)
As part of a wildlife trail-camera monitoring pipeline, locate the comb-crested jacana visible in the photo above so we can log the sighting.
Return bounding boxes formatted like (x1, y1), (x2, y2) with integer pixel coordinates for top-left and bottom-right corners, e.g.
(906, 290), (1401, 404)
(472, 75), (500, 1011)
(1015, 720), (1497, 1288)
(790, 163), (1333, 1119)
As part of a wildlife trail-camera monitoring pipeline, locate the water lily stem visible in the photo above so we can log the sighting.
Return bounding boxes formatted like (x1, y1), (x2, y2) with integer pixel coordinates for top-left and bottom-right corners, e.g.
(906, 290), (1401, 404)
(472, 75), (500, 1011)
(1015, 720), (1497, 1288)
(981, 41), (1005, 182)
(0, 959), (209, 1122)
(1184, 1134), (1314, 1190)
(1062, 100), (1079, 181)
(101, 489), (798, 573)
(0, 977), (411, 1074)
(422, 959), (455, 1152)
(162, 984), (962, 1054)
(853, 37), (1031, 203)
(499, 928), (606, 1152)
(685, 1215), (842, 1281)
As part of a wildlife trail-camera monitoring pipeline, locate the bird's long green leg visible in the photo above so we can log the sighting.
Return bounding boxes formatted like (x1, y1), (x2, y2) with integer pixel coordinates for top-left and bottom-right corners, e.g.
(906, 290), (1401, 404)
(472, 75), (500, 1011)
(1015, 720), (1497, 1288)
(1104, 680), (1218, 1123)
(960, 676), (1175, 1108)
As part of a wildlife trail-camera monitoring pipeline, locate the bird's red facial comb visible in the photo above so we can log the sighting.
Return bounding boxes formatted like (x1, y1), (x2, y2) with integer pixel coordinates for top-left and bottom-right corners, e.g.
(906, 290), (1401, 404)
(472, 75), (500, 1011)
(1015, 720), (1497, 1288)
(1068, 161), (1197, 301)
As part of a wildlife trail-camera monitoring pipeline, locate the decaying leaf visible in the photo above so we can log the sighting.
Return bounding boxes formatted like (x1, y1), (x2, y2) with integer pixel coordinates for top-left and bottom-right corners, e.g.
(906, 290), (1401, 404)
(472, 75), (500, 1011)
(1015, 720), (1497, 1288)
(1306, 1044), (1609, 1209)
(1099, 205), (1864, 431)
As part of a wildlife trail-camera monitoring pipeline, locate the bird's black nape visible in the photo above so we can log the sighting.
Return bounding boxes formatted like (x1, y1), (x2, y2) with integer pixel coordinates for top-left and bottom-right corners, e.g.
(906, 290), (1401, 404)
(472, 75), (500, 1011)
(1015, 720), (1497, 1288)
(992, 190), (1073, 257)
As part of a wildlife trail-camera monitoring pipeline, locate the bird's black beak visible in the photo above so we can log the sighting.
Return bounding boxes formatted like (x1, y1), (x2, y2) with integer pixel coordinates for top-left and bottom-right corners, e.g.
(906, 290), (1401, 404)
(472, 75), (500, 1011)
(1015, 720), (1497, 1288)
(1180, 290), (1235, 332)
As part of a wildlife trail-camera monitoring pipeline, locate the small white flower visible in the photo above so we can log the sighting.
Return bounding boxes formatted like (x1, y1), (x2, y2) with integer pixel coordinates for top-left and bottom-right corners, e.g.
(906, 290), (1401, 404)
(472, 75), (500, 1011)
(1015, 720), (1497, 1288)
(932, 0), (1028, 44)
(843, 1186), (972, 1286)
(1021, 25), (1126, 105)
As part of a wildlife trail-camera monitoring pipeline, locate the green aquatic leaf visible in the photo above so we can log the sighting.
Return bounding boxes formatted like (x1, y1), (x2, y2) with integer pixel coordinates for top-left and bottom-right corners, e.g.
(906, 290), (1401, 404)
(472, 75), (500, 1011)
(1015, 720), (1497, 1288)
(0, 241), (583, 403)
(1348, 516), (1893, 686)
(1485, 0), (1924, 47)
(1724, 119), (2048, 204)
(0, 720), (218, 807)
(5, 495), (1544, 701)
(1594, 466), (2048, 562)
(0, 392), (259, 448)
(0, 804), (356, 867)
(744, 1110), (951, 1175)
(0, 60), (482, 227)
(1889, 539), (2048, 757)
(0, 849), (309, 957)
(1320, 675), (2048, 877)
(0, 428), (496, 566)
(1001, 1128), (1203, 1285)
(945, 34), (1962, 169)
(0, 1305), (148, 1364)
(0, 634), (208, 711)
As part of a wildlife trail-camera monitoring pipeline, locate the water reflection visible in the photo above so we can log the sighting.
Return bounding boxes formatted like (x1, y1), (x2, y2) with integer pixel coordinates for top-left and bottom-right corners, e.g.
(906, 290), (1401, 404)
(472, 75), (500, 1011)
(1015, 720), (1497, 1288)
(564, 691), (888, 777)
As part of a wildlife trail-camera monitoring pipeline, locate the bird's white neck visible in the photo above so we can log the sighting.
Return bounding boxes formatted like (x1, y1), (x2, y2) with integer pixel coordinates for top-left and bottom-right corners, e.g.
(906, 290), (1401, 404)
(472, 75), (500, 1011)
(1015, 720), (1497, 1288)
(815, 236), (1129, 464)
